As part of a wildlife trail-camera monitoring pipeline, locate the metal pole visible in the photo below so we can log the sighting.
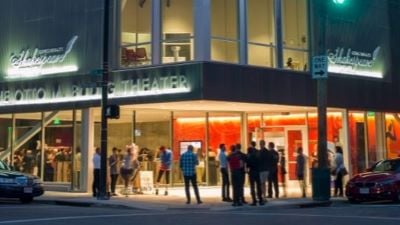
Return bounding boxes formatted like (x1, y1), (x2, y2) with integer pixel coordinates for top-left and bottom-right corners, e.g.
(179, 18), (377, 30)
(98, 0), (111, 200)
(311, 0), (330, 201)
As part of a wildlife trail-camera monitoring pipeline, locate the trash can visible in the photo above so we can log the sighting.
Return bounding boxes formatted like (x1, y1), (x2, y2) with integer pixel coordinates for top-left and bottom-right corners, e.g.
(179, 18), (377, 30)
(312, 168), (331, 201)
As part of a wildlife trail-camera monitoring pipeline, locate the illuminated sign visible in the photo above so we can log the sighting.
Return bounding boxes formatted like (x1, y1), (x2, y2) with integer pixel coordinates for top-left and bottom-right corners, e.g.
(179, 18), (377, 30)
(6, 36), (79, 79)
(327, 46), (383, 78)
(0, 74), (191, 105)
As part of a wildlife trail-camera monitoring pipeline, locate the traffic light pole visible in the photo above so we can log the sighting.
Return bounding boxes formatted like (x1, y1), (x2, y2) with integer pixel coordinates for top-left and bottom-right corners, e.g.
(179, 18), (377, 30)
(98, 0), (111, 200)
(312, 0), (330, 201)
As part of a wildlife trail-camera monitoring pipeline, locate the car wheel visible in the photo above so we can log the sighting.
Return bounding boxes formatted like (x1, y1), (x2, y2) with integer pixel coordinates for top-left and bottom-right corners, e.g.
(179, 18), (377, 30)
(20, 196), (33, 204)
(393, 192), (400, 203)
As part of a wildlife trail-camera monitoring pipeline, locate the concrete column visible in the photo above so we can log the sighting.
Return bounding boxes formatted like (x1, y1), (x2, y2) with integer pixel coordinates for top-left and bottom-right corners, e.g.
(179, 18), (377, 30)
(81, 108), (95, 193)
(194, 0), (211, 61)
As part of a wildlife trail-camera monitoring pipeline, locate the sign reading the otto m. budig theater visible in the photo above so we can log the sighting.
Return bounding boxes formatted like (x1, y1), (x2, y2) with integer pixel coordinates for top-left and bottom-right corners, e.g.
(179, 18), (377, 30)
(7, 36), (79, 79)
(0, 64), (201, 107)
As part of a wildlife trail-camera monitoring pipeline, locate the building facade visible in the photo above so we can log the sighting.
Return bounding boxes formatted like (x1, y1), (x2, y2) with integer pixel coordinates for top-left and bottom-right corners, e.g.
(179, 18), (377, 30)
(0, 0), (399, 193)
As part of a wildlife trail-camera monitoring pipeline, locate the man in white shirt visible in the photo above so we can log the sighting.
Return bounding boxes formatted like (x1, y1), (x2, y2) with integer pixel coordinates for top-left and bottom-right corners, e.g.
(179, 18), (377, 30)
(92, 147), (101, 197)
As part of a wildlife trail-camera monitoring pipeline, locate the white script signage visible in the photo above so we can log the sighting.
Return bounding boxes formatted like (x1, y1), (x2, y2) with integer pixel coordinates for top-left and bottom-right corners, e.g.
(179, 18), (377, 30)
(6, 36), (79, 79)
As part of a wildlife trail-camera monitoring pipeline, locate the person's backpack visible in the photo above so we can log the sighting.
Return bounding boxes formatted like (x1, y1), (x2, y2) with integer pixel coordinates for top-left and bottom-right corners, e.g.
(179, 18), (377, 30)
(229, 154), (243, 170)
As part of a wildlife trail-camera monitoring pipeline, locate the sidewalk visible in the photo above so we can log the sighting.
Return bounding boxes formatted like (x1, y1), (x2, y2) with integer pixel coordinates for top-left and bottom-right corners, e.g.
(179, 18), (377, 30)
(36, 187), (349, 211)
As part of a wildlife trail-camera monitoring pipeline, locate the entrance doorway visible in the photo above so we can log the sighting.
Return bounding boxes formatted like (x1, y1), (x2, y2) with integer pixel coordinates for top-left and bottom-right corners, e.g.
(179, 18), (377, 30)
(261, 126), (309, 187)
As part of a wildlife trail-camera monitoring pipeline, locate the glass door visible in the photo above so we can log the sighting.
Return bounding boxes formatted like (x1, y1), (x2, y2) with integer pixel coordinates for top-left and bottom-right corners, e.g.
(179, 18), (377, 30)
(285, 127), (308, 186)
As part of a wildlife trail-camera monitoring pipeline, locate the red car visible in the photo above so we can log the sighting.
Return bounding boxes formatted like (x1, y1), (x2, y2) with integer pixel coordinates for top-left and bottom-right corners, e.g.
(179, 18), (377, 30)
(345, 158), (400, 203)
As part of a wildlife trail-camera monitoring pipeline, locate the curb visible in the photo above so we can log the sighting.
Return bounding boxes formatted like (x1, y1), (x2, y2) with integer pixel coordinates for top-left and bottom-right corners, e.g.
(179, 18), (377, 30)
(36, 198), (341, 211)
(35, 199), (149, 210)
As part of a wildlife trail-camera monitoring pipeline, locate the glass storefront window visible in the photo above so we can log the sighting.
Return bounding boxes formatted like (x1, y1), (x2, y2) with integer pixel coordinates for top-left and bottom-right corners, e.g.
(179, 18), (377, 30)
(366, 112), (377, 166)
(385, 113), (400, 159)
(282, 0), (309, 71)
(173, 112), (206, 184)
(211, 0), (239, 63)
(44, 111), (74, 183)
(248, 0), (276, 67)
(208, 112), (241, 185)
(120, 0), (152, 67)
(348, 111), (367, 175)
(0, 114), (12, 165)
(307, 112), (344, 169)
(134, 109), (172, 187)
(14, 113), (42, 177)
(162, 0), (194, 64)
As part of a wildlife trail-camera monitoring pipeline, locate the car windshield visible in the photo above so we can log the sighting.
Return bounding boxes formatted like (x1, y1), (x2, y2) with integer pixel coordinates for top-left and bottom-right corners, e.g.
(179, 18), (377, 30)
(372, 159), (400, 172)
(0, 160), (10, 170)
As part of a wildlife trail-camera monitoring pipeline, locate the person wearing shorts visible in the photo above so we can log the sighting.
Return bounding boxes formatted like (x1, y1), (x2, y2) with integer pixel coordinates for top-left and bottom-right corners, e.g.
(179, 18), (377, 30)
(155, 146), (172, 196)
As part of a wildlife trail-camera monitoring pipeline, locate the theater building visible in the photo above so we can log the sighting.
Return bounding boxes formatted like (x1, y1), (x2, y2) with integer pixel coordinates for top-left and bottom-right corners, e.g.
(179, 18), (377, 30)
(0, 0), (399, 193)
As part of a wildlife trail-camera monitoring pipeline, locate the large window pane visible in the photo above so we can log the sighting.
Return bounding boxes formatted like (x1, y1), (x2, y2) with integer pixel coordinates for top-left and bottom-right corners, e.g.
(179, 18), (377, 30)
(162, 0), (194, 63)
(247, 0), (276, 67)
(283, 49), (308, 71)
(366, 112), (377, 167)
(208, 112), (241, 186)
(211, 0), (238, 63)
(134, 109), (172, 187)
(248, 0), (275, 44)
(14, 113), (42, 177)
(211, 39), (239, 63)
(282, 0), (308, 71)
(121, 0), (152, 67)
(0, 114), (12, 165)
(248, 44), (276, 67)
(173, 112), (206, 185)
(44, 111), (74, 183)
(385, 113), (400, 159)
(348, 112), (366, 175)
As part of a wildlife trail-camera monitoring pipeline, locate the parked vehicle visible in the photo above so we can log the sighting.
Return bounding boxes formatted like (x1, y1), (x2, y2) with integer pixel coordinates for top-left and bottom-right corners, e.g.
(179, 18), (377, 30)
(345, 158), (400, 203)
(0, 160), (44, 203)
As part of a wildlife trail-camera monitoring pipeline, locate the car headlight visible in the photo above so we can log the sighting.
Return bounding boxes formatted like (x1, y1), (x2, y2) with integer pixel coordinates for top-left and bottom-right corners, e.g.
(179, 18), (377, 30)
(33, 178), (43, 184)
(0, 177), (16, 184)
(15, 177), (28, 186)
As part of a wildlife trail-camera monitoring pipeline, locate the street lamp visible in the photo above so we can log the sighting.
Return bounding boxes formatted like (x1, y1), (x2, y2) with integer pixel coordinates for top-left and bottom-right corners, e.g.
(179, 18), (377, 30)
(332, 0), (346, 5)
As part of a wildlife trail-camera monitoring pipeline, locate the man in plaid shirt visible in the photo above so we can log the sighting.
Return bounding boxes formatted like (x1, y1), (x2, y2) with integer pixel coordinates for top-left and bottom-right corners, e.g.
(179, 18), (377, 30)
(180, 145), (202, 204)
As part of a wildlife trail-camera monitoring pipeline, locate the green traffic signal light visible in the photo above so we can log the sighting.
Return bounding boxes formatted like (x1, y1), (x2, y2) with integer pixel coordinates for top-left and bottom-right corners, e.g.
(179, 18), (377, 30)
(332, 0), (346, 4)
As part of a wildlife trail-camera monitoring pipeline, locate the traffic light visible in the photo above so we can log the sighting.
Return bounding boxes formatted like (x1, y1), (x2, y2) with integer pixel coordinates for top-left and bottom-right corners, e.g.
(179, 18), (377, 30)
(332, 0), (346, 4)
(106, 105), (120, 119)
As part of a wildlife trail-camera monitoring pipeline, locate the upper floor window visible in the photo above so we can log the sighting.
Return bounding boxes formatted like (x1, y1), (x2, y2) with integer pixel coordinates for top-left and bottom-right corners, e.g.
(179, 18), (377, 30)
(120, 0), (152, 67)
(247, 0), (276, 67)
(282, 0), (308, 71)
(161, 0), (194, 64)
(211, 0), (238, 63)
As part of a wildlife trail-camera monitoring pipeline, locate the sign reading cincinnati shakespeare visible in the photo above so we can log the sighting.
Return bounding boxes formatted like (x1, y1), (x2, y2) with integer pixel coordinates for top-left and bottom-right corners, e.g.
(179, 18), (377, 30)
(0, 73), (191, 105)
(327, 46), (383, 78)
(6, 36), (79, 79)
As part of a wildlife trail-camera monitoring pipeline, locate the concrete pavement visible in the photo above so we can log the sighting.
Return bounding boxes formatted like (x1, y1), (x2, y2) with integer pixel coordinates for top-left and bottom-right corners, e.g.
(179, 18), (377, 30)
(35, 187), (349, 211)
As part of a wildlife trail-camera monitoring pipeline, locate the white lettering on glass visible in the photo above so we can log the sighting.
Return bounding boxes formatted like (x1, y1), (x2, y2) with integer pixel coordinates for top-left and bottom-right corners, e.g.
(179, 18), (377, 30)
(6, 36), (79, 79)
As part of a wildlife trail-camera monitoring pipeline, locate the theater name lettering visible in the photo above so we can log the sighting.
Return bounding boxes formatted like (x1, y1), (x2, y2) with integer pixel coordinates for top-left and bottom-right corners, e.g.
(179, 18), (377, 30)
(0, 74), (190, 104)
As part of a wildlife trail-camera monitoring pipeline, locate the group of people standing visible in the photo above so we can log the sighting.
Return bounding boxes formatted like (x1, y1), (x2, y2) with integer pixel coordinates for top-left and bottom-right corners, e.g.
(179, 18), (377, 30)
(92, 144), (141, 198)
(91, 141), (347, 203)
(218, 140), (281, 206)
